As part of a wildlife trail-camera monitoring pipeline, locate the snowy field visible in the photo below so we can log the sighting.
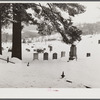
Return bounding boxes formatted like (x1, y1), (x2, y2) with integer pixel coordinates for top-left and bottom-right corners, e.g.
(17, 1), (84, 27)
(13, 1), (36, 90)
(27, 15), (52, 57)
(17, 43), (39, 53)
(0, 34), (100, 88)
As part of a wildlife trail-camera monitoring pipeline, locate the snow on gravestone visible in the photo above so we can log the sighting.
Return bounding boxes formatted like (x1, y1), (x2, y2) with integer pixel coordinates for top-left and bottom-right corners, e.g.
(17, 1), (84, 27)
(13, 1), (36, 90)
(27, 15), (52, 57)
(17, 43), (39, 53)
(61, 51), (65, 57)
(33, 53), (38, 60)
(43, 52), (48, 60)
(53, 53), (57, 59)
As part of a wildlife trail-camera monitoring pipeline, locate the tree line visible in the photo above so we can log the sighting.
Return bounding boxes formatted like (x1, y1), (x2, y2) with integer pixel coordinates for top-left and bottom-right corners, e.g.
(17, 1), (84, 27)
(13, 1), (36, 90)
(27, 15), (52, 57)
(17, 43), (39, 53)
(77, 22), (100, 35)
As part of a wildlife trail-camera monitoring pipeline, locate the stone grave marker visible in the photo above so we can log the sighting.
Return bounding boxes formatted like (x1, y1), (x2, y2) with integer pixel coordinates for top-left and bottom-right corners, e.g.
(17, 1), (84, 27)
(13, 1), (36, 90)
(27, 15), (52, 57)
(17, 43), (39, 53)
(61, 51), (65, 57)
(33, 53), (38, 60)
(86, 53), (91, 57)
(48, 45), (52, 52)
(44, 52), (48, 60)
(53, 53), (57, 59)
(98, 40), (100, 44)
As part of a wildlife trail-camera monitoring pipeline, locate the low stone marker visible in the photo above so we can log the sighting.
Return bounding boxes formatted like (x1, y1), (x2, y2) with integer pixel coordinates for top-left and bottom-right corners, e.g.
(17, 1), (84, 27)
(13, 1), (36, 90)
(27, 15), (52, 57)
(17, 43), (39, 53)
(48, 45), (52, 52)
(33, 53), (38, 60)
(86, 53), (91, 57)
(61, 51), (65, 57)
(53, 53), (57, 59)
(98, 40), (100, 44)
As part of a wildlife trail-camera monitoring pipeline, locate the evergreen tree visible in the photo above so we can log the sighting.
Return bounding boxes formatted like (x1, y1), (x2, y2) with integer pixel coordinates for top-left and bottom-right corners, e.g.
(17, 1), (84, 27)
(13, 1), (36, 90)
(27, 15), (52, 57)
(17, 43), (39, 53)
(35, 3), (85, 44)
(0, 3), (85, 60)
(12, 3), (38, 60)
(0, 4), (11, 55)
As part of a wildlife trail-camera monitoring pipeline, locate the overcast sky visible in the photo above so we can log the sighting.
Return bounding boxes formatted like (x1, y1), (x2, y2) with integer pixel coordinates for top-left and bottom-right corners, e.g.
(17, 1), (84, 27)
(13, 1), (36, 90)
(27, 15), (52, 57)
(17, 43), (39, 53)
(72, 2), (100, 24)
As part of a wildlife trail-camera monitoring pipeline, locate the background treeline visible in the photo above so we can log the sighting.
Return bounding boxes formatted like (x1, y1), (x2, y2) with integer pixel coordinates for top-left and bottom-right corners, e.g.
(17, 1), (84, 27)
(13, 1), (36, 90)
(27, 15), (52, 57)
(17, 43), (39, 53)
(77, 22), (100, 35)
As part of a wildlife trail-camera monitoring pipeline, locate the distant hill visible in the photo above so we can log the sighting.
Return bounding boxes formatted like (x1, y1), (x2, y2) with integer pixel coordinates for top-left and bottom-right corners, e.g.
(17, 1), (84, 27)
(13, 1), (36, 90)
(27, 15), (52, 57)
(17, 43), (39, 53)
(77, 22), (100, 35)
(22, 31), (39, 39)
(2, 31), (40, 42)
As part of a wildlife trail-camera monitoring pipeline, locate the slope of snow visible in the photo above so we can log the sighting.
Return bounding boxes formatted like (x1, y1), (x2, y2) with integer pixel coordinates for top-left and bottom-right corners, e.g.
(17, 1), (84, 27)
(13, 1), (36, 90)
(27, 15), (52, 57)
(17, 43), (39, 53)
(0, 34), (100, 88)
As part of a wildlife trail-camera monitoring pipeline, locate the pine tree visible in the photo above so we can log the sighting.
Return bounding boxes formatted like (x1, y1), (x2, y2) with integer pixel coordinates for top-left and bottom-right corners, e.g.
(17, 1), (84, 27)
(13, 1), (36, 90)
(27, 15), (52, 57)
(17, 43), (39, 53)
(35, 3), (85, 44)
(12, 3), (38, 60)
(0, 4), (11, 55)
(0, 3), (84, 60)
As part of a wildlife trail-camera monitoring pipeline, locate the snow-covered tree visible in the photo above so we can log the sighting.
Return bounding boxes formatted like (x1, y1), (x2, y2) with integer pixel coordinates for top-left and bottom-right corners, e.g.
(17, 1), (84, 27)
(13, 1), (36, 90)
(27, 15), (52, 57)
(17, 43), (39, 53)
(35, 3), (85, 44)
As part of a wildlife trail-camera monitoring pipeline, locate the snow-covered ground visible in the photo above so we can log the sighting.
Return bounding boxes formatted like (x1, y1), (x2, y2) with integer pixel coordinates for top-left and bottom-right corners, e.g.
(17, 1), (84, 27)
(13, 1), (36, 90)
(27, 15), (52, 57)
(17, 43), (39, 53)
(0, 34), (100, 88)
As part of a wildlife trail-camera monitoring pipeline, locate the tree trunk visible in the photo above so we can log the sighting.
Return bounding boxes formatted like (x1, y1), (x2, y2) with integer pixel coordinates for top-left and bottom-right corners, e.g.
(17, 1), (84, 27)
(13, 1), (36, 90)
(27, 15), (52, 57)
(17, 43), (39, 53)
(0, 11), (2, 55)
(12, 5), (22, 60)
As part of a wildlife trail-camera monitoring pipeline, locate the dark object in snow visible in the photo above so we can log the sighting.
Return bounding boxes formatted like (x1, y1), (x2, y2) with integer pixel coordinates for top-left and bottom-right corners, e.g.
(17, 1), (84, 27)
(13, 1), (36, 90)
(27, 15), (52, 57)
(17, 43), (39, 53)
(26, 48), (30, 52)
(33, 53), (38, 60)
(61, 71), (65, 78)
(53, 53), (57, 59)
(44, 48), (46, 50)
(31, 46), (34, 48)
(7, 57), (9, 63)
(2, 47), (4, 50)
(86, 53), (91, 57)
(34, 49), (37, 51)
(48, 45), (52, 52)
(27, 62), (29, 66)
(66, 80), (72, 83)
(69, 57), (74, 60)
(37, 49), (44, 53)
(8, 48), (12, 52)
(84, 85), (91, 88)
(44, 52), (48, 60)
(69, 44), (77, 61)
(61, 51), (65, 57)
(98, 40), (100, 44)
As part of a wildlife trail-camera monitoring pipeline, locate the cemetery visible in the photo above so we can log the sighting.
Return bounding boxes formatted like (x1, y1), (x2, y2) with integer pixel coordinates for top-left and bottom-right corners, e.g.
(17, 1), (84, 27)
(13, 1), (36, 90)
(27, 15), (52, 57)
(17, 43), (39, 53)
(0, 32), (100, 88)
(1, 2), (100, 89)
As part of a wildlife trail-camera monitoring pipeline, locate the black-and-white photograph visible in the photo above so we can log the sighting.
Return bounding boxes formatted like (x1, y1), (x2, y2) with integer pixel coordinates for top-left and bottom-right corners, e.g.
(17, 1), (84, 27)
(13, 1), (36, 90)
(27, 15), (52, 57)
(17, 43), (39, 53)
(0, 1), (100, 89)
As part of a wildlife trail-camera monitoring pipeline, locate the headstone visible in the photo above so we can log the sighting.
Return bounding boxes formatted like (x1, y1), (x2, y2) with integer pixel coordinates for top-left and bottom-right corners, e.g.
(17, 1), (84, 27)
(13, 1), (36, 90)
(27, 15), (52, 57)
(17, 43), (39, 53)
(86, 53), (91, 57)
(50, 46), (52, 52)
(98, 40), (100, 44)
(69, 44), (77, 60)
(48, 45), (52, 52)
(61, 51), (65, 57)
(44, 52), (48, 60)
(27, 62), (29, 66)
(33, 53), (38, 60)
(61, 71), (65, 79)
(53, 53), (57, 59)
(7, 57), (9, 63)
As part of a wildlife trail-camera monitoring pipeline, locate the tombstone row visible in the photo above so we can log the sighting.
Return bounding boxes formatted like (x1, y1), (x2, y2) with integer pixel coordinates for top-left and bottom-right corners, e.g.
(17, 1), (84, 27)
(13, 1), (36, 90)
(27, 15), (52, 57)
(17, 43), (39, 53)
(33, 51), (66, 60)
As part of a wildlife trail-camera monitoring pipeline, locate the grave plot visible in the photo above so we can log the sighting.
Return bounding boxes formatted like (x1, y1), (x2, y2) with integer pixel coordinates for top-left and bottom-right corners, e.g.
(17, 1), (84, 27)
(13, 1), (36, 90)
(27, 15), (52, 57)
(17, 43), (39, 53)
(53, 53), (57, 59)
